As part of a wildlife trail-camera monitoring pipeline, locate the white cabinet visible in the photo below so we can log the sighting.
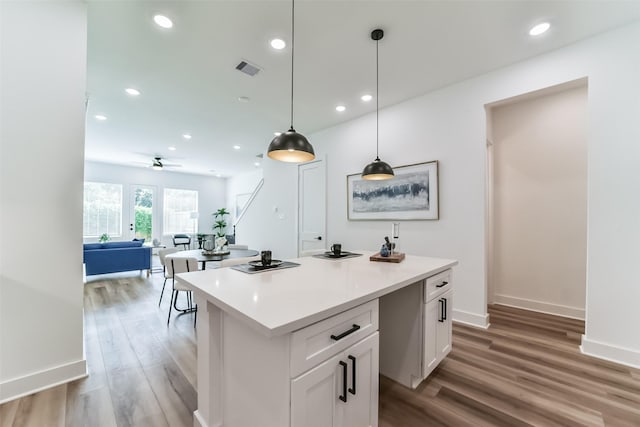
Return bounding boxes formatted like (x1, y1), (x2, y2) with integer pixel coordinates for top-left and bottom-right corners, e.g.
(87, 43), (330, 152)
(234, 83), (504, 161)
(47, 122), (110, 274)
(290, 300), (379, 377)
(436, 289), (452, 359)
(423, 294), (440, 376)
(291, 353), (343, 427)
(379, 268), (453, 388)
(424, 288), (452, 378)
(186, 256), (458, 427)
(291, 332), (379, 427)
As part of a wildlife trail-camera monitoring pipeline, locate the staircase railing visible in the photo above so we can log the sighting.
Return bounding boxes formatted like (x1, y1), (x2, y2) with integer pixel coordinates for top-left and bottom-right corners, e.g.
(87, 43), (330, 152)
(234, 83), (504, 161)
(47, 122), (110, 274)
(232, 178), (264, 240)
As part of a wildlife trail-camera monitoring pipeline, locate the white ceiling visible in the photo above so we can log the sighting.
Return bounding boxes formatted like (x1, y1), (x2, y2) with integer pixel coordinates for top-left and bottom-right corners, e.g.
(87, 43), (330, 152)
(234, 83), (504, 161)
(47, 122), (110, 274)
(86, 1), (640, 177)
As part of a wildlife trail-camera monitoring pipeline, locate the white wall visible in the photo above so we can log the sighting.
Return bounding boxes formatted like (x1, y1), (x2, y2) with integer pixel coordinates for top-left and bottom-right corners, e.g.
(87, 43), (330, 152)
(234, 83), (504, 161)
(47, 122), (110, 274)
(84, 161), (226, 246)
(0, 1), (88, 402)
(231, 158), (302, 258)
(226, 168), (263, 229)
(490, 84), (587, 319)
(242, 22), (640, 367)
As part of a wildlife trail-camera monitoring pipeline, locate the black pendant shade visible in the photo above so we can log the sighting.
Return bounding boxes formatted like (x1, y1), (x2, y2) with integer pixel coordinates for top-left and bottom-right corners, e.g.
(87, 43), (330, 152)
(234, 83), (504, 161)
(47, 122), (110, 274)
(267, 0), (315, 163)
(362, 157), (394, 180)
(267, 127), (315, 163)
(362, 28), (394, 180)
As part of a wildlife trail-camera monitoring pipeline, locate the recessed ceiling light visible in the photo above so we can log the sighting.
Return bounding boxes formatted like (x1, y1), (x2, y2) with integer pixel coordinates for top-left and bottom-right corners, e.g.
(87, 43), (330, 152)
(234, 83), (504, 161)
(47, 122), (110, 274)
(233, 145), (241, 150)
(94, 114), (107, 121)
(254, 162), (260, 167)
(238, 96), (250, 103)
(529, 22), (550, 36)
(336, 105), (346, 112)
(216, 173), (222, 178)
(125, 88), (140, 96)
(274, 132), (282, 136)
(168, 146), (176, 151)
(183, 134), (192, 140)
(270, 38), (286, 50)
(153, 15), (173, 29)
(361, 94), (373, 102)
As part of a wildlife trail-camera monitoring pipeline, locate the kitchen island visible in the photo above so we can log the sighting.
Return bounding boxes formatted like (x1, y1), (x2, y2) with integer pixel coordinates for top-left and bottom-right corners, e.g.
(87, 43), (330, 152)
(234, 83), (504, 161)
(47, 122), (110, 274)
(177, 251), (457, 427)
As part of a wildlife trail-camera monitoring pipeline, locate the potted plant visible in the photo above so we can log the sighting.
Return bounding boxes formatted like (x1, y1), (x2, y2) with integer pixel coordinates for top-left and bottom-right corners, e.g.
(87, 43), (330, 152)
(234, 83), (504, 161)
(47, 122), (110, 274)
(212, 208), (230, 238)
(99, 233), (110, 243)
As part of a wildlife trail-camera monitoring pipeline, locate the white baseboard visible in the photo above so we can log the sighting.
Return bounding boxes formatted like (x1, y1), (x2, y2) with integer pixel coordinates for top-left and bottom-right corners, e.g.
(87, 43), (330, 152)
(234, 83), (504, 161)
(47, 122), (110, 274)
(452, 309), (490, 329)
(493, 294), (585, 320)
(580, 336), (640, 369)
(0, 359), (87, 404)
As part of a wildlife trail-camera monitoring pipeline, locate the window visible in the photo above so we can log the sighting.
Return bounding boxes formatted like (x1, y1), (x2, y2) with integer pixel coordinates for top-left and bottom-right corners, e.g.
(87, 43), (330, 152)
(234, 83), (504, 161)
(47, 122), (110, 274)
(163, 188), (198, 234)
(83, 182), (123, 238)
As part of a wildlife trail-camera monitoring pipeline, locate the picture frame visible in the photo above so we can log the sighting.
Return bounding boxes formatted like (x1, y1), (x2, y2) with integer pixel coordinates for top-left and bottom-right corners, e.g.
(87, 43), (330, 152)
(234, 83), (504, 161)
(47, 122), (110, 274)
(347, 160), (439, 220)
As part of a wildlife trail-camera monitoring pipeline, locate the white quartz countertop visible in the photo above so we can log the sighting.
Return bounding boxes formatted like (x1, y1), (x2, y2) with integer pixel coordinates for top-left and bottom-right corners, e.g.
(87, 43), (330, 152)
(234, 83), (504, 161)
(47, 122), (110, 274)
(176, 251), (457, 337)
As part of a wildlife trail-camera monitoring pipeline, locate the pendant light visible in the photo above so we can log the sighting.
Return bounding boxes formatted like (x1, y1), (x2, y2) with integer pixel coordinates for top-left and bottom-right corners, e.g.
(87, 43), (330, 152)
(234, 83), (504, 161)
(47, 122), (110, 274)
(267, 0), (315, 163)
(362, 29), (394, 180)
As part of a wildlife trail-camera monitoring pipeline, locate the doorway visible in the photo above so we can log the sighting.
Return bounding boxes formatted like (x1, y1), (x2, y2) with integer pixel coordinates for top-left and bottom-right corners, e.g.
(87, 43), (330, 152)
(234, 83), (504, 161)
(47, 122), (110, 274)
(486, 79), (588, 319)
(298, 159), (326, 257)
(129, 185), (156, 241)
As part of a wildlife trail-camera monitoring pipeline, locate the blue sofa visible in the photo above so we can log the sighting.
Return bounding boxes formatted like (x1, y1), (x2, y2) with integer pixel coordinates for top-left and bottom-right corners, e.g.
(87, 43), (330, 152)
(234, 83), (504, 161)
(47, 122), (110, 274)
(83, 240), (152, 276)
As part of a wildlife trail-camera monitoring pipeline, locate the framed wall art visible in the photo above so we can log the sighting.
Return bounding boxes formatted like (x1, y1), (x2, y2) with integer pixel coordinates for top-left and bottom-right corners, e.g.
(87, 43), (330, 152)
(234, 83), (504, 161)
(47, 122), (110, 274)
(347, 160), (439, 220)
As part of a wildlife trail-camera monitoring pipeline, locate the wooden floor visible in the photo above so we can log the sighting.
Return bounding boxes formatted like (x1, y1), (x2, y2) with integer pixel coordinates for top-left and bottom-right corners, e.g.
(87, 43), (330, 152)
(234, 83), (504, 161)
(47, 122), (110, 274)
(379, 305), (640, 427)
(1, 273), (639, 427)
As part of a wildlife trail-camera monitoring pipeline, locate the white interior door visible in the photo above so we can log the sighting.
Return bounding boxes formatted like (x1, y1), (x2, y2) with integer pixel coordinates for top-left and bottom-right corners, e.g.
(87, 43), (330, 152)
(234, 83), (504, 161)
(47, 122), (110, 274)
(298, 160), (326, 257)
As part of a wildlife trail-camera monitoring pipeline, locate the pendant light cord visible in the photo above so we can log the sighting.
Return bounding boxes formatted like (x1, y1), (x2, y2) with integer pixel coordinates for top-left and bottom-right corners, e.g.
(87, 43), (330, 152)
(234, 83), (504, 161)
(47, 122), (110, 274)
(376, 36), (379, 160)
(290, 0), (295, 129)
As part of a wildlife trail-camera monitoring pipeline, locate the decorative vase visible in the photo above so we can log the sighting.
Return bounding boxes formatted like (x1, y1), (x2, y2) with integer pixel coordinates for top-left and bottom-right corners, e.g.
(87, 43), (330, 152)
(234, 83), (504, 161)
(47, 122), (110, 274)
(380, 244), (390, 257)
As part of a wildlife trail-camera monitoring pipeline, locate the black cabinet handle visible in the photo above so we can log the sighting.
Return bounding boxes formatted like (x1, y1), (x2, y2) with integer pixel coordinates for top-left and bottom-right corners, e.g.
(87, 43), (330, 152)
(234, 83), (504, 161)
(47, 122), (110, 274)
(436, 281), (448, 288)
(331, 324), (361, 341)
(443, 298), (447, 321)
(438, 299), (444, 323)
(339, 361), (348, 402)
(348, 355), (356, 395)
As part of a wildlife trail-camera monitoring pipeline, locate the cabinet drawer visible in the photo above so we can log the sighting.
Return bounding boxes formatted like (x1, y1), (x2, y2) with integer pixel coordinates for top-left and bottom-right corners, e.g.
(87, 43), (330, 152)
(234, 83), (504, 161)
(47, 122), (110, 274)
(290, 300), (379, 378)
(424, 269), (452, 303)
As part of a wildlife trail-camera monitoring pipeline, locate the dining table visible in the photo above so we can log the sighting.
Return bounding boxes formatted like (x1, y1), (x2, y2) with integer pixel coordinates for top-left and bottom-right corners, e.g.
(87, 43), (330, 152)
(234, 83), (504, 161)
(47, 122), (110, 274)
(168, 248), (259, 270)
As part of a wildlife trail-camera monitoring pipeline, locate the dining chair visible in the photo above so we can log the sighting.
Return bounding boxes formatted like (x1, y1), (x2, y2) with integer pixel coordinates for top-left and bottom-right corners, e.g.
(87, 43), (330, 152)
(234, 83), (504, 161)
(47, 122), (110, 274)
(158, 247), (179, 306)
(172, 234), (191, 250)
(220, 255), (261, 268)
(166, 255), (199, 327)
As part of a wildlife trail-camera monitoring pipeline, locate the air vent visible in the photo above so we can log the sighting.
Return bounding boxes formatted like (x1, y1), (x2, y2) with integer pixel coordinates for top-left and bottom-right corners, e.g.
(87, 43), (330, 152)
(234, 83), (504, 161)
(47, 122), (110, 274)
(236, 60), (261, 76)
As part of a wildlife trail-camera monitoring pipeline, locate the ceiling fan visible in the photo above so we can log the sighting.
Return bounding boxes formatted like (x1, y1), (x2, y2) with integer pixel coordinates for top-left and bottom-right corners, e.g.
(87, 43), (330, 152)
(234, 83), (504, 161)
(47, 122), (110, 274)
(149, 156), (182, 171)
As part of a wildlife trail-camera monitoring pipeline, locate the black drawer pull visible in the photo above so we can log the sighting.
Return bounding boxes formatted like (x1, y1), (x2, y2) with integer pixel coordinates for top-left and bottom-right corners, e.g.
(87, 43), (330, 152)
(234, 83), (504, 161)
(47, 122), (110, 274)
(331, 324), (361, 341)
(339, 361), (348, 402)
(436, 281), (448, 288)
(438, 299), (444, 323)
(348, 355), (356, 395)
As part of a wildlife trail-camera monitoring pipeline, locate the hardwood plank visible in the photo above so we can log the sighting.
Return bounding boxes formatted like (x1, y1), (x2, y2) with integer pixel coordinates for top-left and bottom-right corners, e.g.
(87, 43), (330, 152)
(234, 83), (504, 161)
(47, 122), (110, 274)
(142, 360), (197, 427)
(435, 358), (605, 426)
(106, 366), (168, 427)
(8, 384), (66, 427)
(64, 386), (117, 427)
(0, 399), (19, 427)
